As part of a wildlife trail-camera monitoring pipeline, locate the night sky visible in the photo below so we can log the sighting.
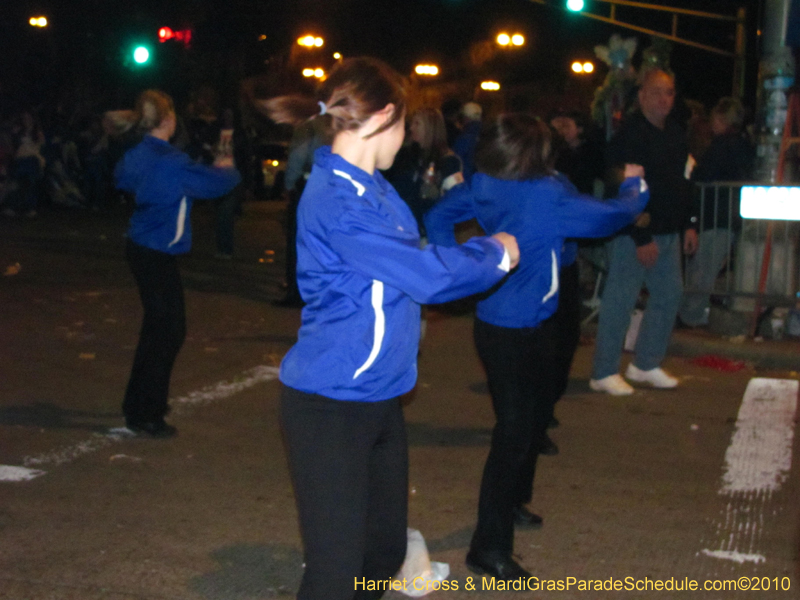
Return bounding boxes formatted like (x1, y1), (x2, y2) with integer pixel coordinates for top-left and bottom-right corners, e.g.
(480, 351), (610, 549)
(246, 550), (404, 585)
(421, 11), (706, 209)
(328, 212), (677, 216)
(2, 0), (765, 112)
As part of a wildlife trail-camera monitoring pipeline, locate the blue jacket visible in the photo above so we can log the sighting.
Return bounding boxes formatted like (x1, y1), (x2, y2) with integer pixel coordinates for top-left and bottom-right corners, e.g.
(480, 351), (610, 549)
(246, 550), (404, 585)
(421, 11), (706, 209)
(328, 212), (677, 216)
(115, 135), (240, 254)
(425, 172), (649, 328)
(279, 146), (510, 401)
(453, 120), (481, 183)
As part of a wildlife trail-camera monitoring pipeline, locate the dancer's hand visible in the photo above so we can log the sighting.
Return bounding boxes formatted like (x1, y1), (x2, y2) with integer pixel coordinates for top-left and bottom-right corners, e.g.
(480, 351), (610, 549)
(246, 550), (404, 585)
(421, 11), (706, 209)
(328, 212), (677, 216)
(492, 232), (520, 269)
(624, 164), (645, 179)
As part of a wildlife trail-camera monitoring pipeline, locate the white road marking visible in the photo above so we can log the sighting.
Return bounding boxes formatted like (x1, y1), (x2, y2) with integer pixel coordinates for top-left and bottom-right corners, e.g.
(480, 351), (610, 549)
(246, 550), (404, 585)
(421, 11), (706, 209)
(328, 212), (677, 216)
(0, 465), (46, 482)
(721, 378), (798, 493)
(700, 378), (799, 564)
(2, 366), (280, 480)
(700, 549), (766, 564)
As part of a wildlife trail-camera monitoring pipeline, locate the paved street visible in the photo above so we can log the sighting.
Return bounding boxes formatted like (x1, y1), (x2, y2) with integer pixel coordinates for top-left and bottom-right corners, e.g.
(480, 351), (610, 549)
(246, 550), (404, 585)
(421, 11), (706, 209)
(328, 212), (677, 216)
(1, 202), (798, 599)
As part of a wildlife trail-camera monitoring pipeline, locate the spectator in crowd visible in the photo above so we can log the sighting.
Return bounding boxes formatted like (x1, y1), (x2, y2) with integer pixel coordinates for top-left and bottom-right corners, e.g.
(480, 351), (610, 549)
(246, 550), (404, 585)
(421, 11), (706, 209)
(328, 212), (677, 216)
(78, 114), (111, 211)
(385, 107), (463, 236)
(684, 98), (713, 164)
(210, 107), (250, 260)
(679, 97), (753, 327)
(550, 111), (605, 196)
(441, 97), (463, 147)
(590, 69), (698, 396)
(453, 101), (482, 182)
(3, 110), (46, 217)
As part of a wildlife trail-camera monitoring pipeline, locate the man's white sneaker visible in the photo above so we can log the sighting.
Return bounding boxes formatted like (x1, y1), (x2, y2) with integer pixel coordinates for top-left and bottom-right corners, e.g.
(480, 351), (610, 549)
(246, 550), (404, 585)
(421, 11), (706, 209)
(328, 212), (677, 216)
(625, 364), (678, 389)
(589, 374), (634, 395)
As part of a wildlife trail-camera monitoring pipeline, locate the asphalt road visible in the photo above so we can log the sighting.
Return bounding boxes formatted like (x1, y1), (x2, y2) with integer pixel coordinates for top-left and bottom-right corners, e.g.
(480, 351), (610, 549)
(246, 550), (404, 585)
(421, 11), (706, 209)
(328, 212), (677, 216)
(1, 201), (798, 600)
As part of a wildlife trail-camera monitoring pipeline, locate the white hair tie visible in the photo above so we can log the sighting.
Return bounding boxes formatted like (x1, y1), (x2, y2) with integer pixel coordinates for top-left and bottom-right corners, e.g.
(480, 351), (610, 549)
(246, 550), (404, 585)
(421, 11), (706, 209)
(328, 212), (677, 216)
(318, 101), (327, 115)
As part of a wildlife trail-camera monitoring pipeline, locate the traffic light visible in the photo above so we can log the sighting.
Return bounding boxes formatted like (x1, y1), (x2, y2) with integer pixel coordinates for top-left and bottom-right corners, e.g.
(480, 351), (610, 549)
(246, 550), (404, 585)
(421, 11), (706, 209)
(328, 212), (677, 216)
(566, 0), (585, 11)
(132, 45), (151, 65)
(158, 26), (192, 47)
(158, 27), (175, 42)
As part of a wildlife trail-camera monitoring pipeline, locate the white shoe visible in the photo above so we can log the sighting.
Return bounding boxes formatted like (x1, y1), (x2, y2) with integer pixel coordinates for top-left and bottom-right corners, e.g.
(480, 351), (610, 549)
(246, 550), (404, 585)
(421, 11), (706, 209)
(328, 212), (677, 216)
(589, 374), (634, 395)
(625, 364), (678, 389)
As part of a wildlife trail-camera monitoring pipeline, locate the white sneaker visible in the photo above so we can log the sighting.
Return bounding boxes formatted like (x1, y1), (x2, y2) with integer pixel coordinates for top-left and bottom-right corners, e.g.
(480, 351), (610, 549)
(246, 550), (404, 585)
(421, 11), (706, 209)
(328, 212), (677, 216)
(625, 364), (678, 389)
(589, 374), (634, 395)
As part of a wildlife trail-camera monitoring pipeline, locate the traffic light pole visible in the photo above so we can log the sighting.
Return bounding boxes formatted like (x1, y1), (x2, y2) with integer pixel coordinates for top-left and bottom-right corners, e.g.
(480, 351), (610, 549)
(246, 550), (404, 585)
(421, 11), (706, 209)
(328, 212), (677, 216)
(530, 0), (747, 97)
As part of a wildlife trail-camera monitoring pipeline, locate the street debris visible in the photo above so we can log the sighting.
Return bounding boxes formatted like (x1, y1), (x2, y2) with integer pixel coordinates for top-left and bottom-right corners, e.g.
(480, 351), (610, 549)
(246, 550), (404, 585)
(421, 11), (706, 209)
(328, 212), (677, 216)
(690, 355), (747, 372)
(398, 528), (450, 597)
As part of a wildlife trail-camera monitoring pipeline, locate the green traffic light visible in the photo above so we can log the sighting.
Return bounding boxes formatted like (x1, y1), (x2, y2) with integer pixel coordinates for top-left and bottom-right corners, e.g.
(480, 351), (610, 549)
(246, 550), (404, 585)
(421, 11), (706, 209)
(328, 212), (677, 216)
(567, 0), (585, 11)
(133, 46), (150, 64)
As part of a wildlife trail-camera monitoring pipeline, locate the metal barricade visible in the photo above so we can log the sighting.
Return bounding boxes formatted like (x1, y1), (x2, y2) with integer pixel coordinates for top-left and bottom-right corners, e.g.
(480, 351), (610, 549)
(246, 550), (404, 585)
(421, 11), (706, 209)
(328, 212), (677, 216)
(684, 182), (800, 313)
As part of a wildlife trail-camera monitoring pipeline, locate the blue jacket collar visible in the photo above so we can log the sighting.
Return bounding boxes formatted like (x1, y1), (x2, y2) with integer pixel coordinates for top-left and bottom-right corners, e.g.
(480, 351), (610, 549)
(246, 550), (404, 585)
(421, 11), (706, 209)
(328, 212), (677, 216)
(314, 145), (389, 197)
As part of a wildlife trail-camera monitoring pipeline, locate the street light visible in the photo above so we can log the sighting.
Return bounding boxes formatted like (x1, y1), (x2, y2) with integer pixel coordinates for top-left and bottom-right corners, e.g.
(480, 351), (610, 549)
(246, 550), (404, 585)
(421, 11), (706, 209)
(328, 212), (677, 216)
(298, 35), (324, 48)
(302, 68), (325, 78)
(414, 64), (439, 76)
(480, 81), (501, 91)
(29, 16), (48, 27)
(497, 32), (525, 47)
(571, 61), (594, 74)
(566, 0), (585, 11)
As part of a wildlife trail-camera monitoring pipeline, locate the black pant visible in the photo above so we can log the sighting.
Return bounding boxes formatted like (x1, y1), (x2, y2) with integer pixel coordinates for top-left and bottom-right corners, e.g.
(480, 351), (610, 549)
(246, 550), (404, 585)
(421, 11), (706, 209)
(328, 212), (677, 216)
(123, 241), (186, 425)
(280, 386), (408, 600)
(470, 317), (559, 556)
(548, 261), (582, 422)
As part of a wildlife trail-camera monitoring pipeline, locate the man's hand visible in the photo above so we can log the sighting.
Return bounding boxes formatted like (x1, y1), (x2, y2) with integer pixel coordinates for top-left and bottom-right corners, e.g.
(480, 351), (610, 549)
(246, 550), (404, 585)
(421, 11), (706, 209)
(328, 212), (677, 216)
(683, 229), (698, 255)
(636, 241), (659, 268)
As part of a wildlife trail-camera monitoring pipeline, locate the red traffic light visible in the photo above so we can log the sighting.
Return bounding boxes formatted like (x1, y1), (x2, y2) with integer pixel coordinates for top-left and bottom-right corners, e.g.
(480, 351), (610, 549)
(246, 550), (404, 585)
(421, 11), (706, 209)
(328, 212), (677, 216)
(158, 27), (192, 47)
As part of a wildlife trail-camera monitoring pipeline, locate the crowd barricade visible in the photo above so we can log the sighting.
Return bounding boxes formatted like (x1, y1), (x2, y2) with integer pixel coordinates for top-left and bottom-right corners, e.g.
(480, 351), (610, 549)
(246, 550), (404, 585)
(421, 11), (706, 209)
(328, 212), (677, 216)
(684, 181), (800, 313)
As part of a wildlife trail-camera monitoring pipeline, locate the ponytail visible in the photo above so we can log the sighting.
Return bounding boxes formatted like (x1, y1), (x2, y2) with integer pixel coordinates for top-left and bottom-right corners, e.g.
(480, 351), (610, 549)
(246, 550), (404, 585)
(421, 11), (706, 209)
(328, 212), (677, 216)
(259, 57), (406, 138)
(260, 95), (322, 125)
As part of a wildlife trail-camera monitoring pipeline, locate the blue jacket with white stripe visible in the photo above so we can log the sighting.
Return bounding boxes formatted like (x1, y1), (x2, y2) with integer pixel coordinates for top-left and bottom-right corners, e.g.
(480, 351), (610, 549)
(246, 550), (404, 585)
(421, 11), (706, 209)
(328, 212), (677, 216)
(279, 146), (510, 401)
(115, 135), (240, 254)
(425, 172), (649, 329)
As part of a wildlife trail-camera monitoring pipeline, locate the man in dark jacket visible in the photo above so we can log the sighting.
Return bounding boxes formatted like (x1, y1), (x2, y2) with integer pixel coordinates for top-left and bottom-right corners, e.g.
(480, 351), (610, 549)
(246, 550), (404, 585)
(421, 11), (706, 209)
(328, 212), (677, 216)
(590, 69), (698, 395)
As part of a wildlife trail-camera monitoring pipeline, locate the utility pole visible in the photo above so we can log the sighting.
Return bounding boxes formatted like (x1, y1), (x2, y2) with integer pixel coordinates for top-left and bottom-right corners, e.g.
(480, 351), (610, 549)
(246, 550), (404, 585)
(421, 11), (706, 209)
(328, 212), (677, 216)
(753, 0), (796, 183)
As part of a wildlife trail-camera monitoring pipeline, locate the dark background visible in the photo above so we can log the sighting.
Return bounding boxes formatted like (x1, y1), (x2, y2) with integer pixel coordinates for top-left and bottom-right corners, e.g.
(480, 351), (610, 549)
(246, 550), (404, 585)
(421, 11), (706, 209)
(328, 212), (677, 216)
(0, 1), (773, 115)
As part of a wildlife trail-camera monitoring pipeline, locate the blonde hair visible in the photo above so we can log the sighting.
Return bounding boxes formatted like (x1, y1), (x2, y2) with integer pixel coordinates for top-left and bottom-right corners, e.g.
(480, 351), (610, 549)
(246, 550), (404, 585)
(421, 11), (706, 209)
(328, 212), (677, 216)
(135, 90), (175, 132)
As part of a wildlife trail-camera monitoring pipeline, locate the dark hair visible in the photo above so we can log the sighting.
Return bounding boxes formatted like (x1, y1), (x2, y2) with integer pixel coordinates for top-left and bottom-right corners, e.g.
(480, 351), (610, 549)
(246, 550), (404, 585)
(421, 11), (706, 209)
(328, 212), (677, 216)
(475, 113), (554, 180)
(548, 110), (588, 132)
(261, 57), (406, 139)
